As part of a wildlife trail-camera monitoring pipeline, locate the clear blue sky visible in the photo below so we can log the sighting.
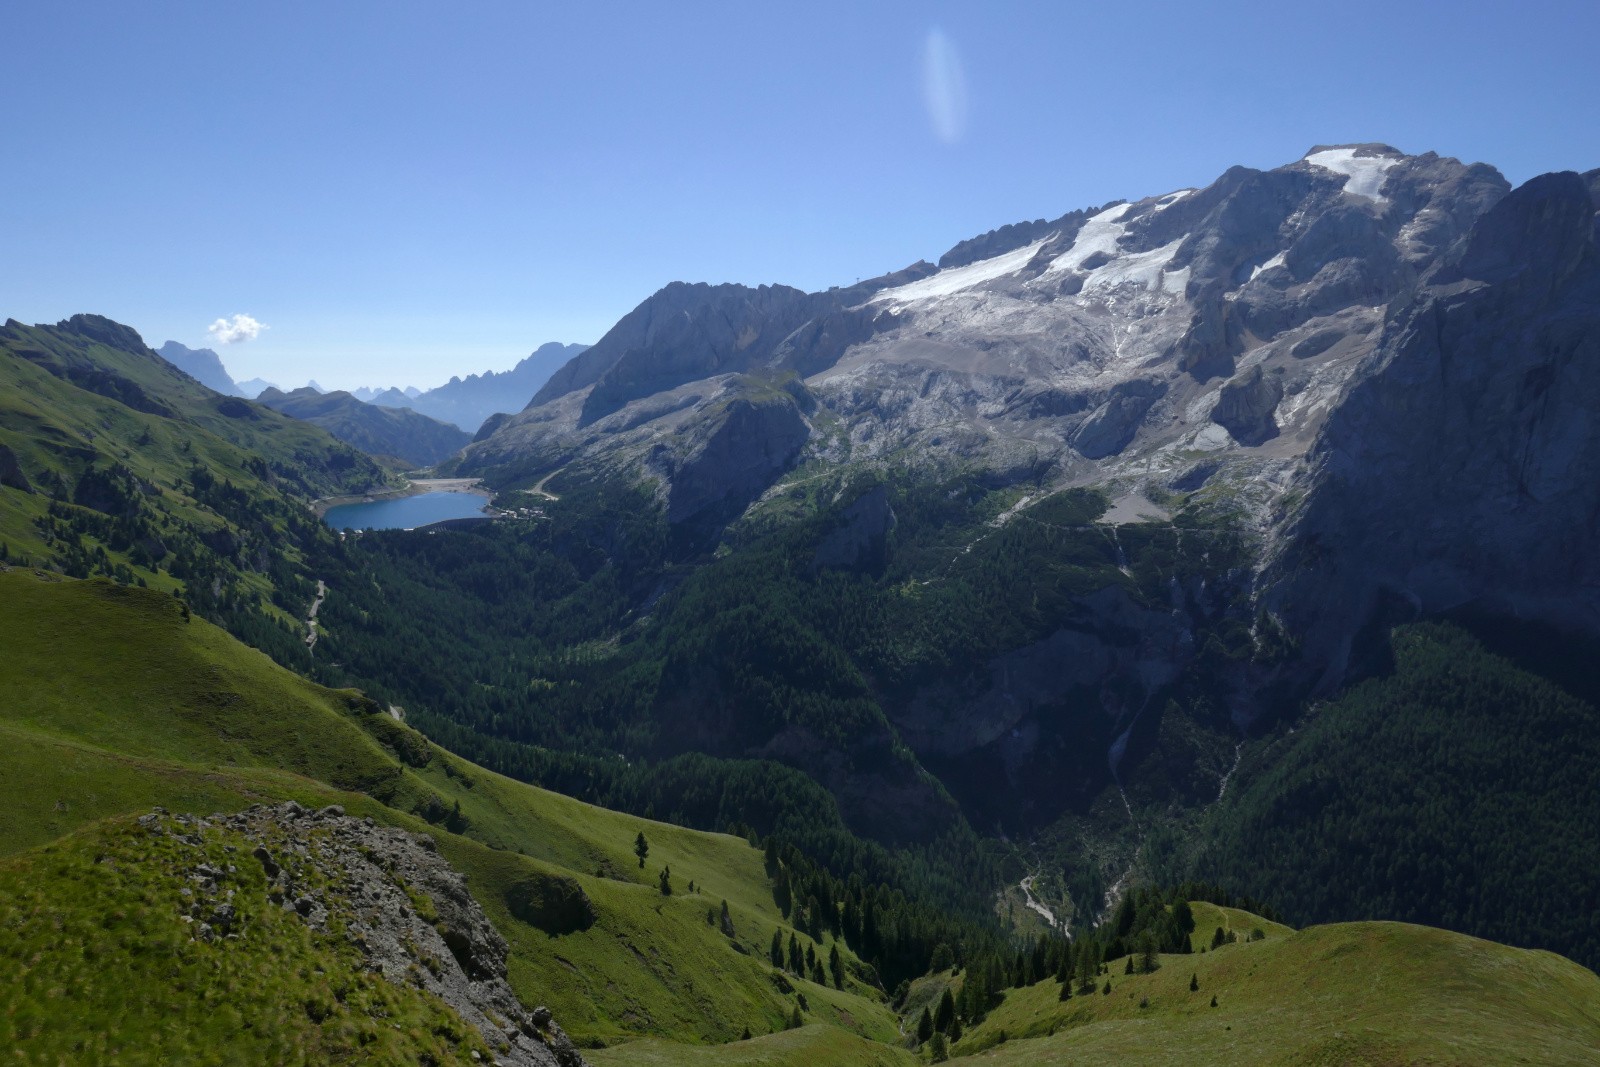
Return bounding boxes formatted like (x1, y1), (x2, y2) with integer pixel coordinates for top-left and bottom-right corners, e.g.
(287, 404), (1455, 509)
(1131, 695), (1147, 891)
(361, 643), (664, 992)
(3, 1), (1597, 390)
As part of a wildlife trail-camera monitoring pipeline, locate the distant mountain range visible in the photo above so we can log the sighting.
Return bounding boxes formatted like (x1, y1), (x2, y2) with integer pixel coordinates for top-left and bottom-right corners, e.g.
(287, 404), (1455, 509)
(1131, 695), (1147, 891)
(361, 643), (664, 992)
(155, 340), (589, 434)
(255, 386), (471, 468)
(362, 342), (590, 432)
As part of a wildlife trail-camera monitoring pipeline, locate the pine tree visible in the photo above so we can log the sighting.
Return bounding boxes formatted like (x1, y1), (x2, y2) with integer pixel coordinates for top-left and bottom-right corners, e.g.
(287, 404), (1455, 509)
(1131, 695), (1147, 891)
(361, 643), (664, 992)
(1140, 934), (1159, 974)
(1211, 926), (1227, 950)
(929, 1032), (949, 1063)
(1058, 979), (1072, 1001)
(720, 899), (735, 937)
(1124, 955), (1135, 975)
(916, 1006), (934, 1043)
(634, 831), (649, 869)
(1210, 994), (1218, 1008)
(789, 1005), (803, 1029)
(829, 943), (844, 988)
(788, 933), (804, 974)
(1190, 973), (1199, 992)
(1102, 980), (1112, 995)
(770, 930), (784, 967)
(1076, 941), (1099, 994)
(934, 988), (955, 1033)
(658, 865), (672, 895)
(774, 870), (793, 918)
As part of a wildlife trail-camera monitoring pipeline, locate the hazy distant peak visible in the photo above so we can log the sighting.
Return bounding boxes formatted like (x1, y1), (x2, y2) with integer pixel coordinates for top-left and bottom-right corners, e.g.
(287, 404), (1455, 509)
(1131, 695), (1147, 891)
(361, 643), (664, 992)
(156, 339), (241, 396)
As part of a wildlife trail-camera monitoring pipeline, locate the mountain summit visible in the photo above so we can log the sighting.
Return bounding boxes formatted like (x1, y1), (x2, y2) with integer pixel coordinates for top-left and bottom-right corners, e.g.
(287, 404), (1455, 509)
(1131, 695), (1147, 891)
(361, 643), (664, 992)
(460, 144), (1600, 703)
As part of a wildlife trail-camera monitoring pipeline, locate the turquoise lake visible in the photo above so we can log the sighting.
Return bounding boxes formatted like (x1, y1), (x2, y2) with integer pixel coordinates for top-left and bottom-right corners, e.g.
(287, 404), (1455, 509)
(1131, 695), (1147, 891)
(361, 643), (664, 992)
(323, 491), (489, 531)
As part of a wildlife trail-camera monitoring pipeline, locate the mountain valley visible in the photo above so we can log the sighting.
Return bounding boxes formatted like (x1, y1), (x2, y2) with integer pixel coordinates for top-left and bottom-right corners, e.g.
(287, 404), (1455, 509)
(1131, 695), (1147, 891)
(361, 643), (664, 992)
(6, 141), (1600, 1064)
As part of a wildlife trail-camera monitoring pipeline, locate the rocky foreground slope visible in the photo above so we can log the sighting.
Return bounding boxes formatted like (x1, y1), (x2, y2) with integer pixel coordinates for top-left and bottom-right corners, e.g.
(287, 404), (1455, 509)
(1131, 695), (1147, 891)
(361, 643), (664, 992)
(140, 802), (586, 1067)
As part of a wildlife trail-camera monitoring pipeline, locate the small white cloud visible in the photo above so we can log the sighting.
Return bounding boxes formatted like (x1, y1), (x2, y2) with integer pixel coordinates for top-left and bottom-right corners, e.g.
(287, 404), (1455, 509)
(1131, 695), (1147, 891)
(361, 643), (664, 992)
(922, 27), (968, 145)
(207, 313), (268, 345)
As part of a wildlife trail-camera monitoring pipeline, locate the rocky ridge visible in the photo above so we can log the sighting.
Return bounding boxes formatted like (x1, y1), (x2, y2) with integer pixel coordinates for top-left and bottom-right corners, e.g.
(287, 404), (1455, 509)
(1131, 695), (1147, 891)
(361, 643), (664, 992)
(137, 803), (586, 1067)
(461, 147), (1510, 531)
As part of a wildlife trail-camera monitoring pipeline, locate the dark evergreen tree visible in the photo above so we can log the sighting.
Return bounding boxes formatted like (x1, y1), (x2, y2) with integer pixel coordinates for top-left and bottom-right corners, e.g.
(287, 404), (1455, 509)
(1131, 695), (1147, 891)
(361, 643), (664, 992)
(634, 831), (649, 869)
(934, 988), (955, 1033)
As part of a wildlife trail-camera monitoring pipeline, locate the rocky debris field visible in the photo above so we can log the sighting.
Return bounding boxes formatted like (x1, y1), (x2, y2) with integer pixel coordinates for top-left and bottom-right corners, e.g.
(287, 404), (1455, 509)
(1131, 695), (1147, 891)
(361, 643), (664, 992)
(137, 803), (586, 1067)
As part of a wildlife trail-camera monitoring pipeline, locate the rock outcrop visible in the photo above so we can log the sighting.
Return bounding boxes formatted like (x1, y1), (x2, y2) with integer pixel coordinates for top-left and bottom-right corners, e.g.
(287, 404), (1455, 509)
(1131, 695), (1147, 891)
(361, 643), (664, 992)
(1264, 169), (1600, 692)
(1211, 365), (1284, 445)
(652, 386), (811, 527)
(138, 804), (586, 1067)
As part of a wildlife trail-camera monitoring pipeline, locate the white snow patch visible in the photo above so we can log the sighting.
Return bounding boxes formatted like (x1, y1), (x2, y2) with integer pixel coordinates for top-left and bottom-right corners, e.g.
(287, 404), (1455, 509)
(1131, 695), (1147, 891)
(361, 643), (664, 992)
(1153, 188), (1196, 210)
(1042, 203), (1132, 275)
(1304, 148), (1400, 203)
(871, 237), (1051, 306)
(1161, 265), (1191, 294)
(1083, 237), (1184, 293)
(1250, 251), (1287, 281)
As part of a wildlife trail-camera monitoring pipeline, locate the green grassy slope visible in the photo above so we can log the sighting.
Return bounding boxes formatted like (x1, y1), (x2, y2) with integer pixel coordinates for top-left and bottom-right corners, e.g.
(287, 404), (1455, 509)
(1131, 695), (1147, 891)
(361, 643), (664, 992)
(0, 315), (388, 500)
(0, 567), (894, 1057)
(0, 815), (497, 1065)
(0, 315), (393, 658)
(958, 911), (1600, 1065)
(588, 1026), (915, 1067)
(7, 570), (1600, 1065)
(1185, 901), (1293, 952)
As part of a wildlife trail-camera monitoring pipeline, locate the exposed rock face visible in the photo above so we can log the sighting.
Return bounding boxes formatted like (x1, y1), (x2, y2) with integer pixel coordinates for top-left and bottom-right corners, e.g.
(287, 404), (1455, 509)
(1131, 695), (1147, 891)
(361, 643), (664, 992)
(652, 387), (811, 527)
(529, 283), (818, 422)
(141, 803), (586, 1067)
(470, 145), (1514, 532)
(1074, 380), (1168, 458)
(575, 283), (823, 426)
(1211, 365), (1284, 445)
(1264, 169), (1600, 691)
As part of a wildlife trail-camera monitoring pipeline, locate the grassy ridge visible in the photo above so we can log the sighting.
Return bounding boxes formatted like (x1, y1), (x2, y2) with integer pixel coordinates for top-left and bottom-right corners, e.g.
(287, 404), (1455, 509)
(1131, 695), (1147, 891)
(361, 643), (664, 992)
(0, 567), (894, 1055)
(959, 915), (1600, 1065)
(1184, 622), (1600, 970)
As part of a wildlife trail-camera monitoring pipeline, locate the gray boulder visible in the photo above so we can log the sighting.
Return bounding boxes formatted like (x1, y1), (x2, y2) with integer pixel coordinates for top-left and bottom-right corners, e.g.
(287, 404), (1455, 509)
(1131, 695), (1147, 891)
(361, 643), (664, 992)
(1211, 365), (1284, 445)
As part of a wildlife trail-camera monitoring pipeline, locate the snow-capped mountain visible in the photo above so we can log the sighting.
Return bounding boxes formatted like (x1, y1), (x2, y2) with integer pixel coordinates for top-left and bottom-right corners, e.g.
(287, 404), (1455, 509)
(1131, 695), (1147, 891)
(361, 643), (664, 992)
(461, 143), (1600, 700)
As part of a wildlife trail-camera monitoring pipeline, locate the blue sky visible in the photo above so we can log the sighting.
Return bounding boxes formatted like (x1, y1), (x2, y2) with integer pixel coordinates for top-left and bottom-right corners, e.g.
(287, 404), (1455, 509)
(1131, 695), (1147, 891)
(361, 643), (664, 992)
(3, 1), (1597, 390)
